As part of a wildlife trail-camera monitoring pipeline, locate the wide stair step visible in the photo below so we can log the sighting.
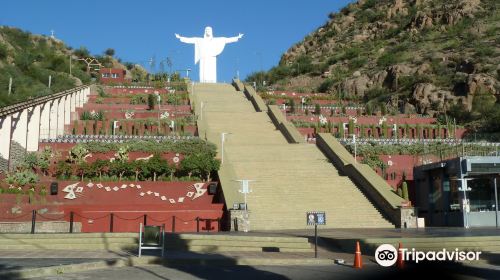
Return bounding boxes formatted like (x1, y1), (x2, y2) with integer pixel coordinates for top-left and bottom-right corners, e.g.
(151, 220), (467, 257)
(164, 233), (313, 253)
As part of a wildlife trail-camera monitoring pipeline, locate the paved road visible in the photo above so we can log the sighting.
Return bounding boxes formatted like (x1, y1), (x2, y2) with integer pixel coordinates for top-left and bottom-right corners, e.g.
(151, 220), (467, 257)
(0, 258), (114, 270)
(29, 263), (500, 280)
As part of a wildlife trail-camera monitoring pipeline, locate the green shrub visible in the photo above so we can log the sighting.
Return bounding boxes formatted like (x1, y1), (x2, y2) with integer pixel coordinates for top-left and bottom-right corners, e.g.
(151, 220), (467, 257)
(349, 57), (368, 69)
(402, 181), (409, 201)
(317, 78), (335, 93)
(314, 104), (321, 115)
(147, 94), (156, 110)
(0, 43), (8, 60)
(377, 52), (399, 67)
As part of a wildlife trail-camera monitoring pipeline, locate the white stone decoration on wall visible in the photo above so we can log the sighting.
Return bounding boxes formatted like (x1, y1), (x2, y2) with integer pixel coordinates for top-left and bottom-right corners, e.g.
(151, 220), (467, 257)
(62, 182), (79, 200)
(379, 116), (387, 125)
(160, 112), (170, 119)
(135, 154), (153, 161)
(125, 111), (135, 119)
(90, 110), (98, 119)
(62, 181), (209, 205)
(191, 183), (207, 200)
(319, 115), (327, 125)
(173, 153), (180, 163)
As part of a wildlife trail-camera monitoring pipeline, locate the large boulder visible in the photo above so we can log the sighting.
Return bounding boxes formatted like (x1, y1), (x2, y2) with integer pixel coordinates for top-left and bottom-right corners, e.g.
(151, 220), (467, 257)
(411, 83), (455, 115)
(387, 0), (408, 19)
(341, 74), (373, 98)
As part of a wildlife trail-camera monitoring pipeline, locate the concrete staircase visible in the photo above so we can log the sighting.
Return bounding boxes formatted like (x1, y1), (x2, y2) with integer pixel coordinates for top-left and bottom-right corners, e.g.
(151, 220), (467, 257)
(192, 83), (394, 230)
(0, 233), (137, 250)
(165, 233), (313, 253)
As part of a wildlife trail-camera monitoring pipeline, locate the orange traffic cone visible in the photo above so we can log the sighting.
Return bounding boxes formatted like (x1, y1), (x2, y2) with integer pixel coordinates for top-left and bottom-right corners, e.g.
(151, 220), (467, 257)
(397, 242), (404, 269)
(353, 241), (363, 269)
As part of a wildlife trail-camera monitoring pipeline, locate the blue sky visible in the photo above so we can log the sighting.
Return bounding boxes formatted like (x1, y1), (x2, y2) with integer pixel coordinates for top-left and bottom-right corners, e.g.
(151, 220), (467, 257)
(0, 0), (353, 82)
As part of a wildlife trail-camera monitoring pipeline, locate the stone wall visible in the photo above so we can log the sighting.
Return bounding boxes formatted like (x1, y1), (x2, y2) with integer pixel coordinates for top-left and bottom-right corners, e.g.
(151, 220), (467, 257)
(0, 221), (82, 233)
(316, 133), (418, 228)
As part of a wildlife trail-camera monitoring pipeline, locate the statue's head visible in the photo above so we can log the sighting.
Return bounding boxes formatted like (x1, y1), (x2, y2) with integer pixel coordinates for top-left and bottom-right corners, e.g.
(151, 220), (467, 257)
(204, 26), (213, 39)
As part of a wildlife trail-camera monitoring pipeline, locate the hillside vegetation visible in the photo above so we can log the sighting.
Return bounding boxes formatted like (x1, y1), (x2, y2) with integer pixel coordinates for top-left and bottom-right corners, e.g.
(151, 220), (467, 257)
(248, 0), (500, 138)
(0, 26), (95, 106)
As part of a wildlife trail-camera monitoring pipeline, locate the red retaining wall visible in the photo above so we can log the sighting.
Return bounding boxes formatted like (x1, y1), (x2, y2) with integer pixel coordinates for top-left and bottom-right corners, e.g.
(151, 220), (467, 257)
(0, 181), (223, 233)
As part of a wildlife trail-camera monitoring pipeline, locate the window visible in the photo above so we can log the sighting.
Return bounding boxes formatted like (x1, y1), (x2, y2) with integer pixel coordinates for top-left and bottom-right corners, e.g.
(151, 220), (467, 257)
(102, 73), (110, 78)
(112, 73), (119, 78)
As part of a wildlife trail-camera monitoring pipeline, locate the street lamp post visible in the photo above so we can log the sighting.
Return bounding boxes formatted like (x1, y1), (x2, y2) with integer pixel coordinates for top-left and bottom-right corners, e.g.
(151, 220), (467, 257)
(352, 134), (357, 164)
(452, 177), (473, 229)
(495, 176), (499, 228)
(156, 93), (161, 134)
(113, 121), (119, 136)
(221, 132), (231, 164)
(200, 101), (206, 121)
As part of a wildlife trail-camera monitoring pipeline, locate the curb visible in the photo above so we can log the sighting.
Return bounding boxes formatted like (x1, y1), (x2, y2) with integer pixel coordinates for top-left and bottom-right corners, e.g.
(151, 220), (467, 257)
(0, 256), (335, 279)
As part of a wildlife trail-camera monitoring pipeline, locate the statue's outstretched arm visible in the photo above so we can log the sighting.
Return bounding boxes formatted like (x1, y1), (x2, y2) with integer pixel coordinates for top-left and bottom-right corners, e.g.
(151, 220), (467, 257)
(223, 33), (244, 44)
(175, 33), (198, 44)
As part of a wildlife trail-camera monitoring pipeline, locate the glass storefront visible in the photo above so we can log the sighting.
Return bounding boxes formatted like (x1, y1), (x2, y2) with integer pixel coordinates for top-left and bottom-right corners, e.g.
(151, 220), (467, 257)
(467, 176), (499, 212)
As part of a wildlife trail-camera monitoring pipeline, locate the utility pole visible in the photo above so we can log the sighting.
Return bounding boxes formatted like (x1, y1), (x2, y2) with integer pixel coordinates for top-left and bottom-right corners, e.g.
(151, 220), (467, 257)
(8, 77), (12, 95)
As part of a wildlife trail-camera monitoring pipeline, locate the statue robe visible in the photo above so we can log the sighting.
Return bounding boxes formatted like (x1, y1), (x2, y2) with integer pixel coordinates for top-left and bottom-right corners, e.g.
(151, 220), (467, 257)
(179, 36), (239, 83)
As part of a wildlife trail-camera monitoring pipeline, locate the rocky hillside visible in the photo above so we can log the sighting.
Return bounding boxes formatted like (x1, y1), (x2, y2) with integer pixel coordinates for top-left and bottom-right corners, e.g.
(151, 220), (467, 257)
(250, 0), (500, 135)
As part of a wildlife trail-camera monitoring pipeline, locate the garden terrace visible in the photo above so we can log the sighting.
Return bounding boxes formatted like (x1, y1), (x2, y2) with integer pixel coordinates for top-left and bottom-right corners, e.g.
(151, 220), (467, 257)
(65, 84), (196, 137)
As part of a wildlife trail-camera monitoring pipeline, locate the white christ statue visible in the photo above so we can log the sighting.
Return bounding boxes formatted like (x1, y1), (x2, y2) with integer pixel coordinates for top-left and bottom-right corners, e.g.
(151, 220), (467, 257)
(175, 27), (243, 83)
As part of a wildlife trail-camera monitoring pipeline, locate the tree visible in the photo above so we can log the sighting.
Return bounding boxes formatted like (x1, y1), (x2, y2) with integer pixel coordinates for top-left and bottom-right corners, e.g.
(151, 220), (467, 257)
(402, 181), (409, 201)
(112, 145), (129, 162)
(147, 94), (156, 111)
(287, 99), (296, 114)
(147, 154), (169, 181)
(104, 48), (115, 57)
(365, 104), (372, 116)
(314, 104), (321, 115)
(348, 119), (355, 135)
(75, 162), (90, 181)
(338, 122), (345, 138)
(68, 145), (89, 164)
(55, 160), (72, 179)
(92, 159), (108, 181)
(21, 152), (38, 172)
(74, 47), (90, 58)
(180, 153), (220, 181)
(110, 160), (131, 181)
(38, 146), (52, 175)
(180, 154), (198, 179)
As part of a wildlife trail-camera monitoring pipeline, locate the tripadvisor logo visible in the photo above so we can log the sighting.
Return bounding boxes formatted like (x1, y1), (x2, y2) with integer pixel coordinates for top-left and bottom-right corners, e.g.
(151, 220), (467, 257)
(375, 244), (398, 267)
(374, 244), (482, 266)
